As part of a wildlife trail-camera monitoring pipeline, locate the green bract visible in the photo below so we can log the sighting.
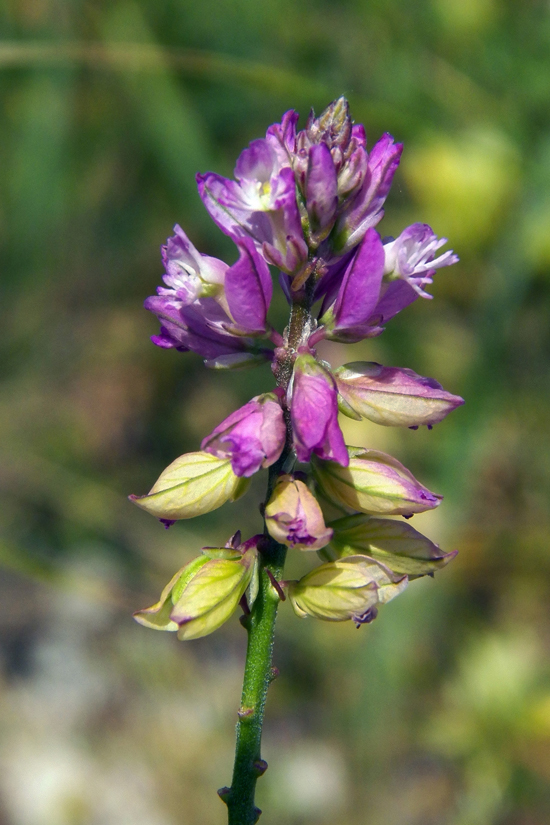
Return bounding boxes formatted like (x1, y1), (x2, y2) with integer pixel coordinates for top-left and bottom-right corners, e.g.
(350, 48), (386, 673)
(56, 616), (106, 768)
(129, 451), (250, 520)
(312, 446), (442, 516)
(327, 514), (457, 576)
(134, 546), (258, 641)
(287, 556), (407, 622)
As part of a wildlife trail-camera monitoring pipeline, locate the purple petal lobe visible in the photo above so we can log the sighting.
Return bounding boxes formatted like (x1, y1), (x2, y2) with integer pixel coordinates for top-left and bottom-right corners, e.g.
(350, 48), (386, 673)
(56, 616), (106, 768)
(225, 239), (272, 334)
(201, 394), (285, 477)
(320, 229), (385, 342)
(306, 143), (338, 233)
(265, 475), (333, 551)
(290, 354), (348, 466)
(145, 295), (249, 359)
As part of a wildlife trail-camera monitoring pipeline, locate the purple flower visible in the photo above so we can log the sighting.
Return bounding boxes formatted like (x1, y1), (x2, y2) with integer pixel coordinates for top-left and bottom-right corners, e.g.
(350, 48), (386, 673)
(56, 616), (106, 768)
(383, 223), (459, 298)
(319, 228), (385, 342)
(332, 133), (403, 255)
(146, 232), (275, 362)
(145, 294), (253, 359)
(159, 225), (228, 306)
(197, 139), (307, 275)
(201, 393), (286, 477)
(290, 353), (348, 466)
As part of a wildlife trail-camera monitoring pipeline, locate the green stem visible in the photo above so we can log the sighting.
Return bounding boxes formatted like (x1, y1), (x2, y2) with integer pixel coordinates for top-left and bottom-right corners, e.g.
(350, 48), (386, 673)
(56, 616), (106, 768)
(225, 529), (286, 825)
(224, 291), (315, 824)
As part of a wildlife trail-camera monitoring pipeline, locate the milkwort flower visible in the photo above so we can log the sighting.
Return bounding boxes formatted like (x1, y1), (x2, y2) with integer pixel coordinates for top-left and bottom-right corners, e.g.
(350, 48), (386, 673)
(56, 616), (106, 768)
(134, 96), (463, 642)
(133, 98), (464, 823)
(201, 393), (286, 477)
(383, 223), (460, 298)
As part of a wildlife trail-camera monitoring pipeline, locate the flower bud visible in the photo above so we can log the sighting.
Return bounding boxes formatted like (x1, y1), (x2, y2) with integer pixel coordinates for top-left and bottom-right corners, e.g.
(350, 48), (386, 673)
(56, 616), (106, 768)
(328, 514), (457, 576)
(306, 97), (353, 151)
(202, 393), (286, 477)
(334, 361), (464, 428)
(134, 544), (258, 640)
(312, 447), (442, 516)
(129, 451), (250, 521)
(290, 353), (348, 466)
(305, 143), (338, 239)
(265, 474), (333, 551)
(318, 229), (385, 343)
(287, 556), (407, 623)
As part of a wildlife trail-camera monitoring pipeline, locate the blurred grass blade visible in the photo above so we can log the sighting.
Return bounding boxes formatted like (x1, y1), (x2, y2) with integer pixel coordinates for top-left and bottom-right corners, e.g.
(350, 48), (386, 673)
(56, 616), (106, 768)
(99, 1), (212, 203)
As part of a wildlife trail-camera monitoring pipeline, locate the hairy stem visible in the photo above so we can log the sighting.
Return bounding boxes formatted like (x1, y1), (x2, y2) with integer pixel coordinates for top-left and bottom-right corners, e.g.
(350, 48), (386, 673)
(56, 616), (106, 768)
(224, 527), (286, 825)
(224, 291), (314, 825)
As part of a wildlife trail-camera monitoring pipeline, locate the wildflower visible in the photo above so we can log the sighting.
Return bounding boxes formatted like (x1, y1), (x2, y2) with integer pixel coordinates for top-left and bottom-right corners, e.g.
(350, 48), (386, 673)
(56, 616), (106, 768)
(328, 514), (458, 576)
(134, 539), (259, 640)
(383, 223), (459, 298)
(334, 361), (464, 428)
(202, 393), (286, 477)
(265, 474), (333, 551)
(290, 353), (348, 465)
(312, 446), (442, 516)
(197, 139), (307, 275)
(145, 230), (275, 366)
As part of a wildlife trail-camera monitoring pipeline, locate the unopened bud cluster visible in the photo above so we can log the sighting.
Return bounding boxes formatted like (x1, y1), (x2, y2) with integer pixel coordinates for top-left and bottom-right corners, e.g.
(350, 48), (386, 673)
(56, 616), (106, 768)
(132, 98), (463, 638)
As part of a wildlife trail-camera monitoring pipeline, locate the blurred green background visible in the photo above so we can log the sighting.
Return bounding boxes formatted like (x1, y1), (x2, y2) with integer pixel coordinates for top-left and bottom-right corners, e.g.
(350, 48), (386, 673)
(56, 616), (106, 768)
(1, 1), (550, 823)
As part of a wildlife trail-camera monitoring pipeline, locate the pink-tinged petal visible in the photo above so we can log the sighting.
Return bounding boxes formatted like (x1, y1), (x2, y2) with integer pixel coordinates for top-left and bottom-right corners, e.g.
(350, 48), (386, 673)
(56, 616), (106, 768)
(290, 354), (348, 466)
(197, 172), (268, 244)
(312, 447), (442, 517)
(265, 475), (333, 551)
(306, 143), (338, 233)
(332, 228), (385, 329)
(225, 239), (272, 334)
(335, 362), (465, 428)
(201, 394), (285, 477)
(234, 139), (276, 182)
(260, 399), (288, 465)
(145, 296), (249, 359)
(266, 109), (299, 165)
(371, 280), (418, 325)
(351, 123), (367, 147)
(383, 223), (459, 298)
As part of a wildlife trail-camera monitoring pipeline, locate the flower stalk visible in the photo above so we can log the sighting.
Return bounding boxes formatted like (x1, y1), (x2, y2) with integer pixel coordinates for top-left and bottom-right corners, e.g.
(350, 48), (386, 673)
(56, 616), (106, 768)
(225, 286), (315, 824)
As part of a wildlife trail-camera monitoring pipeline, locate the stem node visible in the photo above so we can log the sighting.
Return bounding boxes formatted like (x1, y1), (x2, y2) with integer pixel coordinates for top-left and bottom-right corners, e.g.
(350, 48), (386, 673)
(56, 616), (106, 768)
(253, 759), (268, 777)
